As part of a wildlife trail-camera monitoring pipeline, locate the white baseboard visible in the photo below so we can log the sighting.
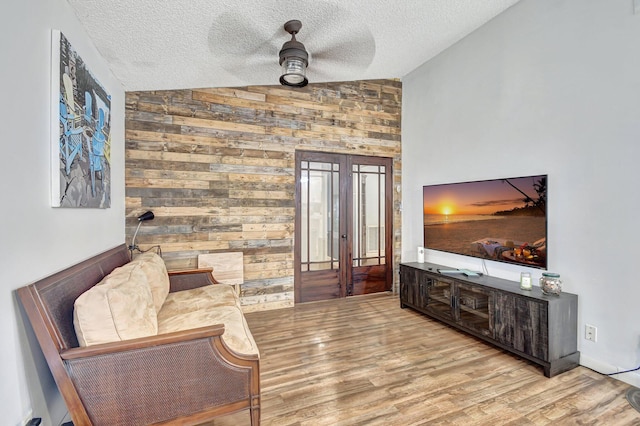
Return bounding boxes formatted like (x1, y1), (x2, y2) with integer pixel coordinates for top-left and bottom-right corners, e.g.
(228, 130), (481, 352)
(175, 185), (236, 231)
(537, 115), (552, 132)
(581, 354), (640, 388)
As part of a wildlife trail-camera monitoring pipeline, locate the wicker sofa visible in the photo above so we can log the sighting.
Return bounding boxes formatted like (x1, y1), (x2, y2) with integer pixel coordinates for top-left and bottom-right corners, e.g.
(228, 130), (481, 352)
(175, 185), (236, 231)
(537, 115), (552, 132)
(17, 244), (260, 425)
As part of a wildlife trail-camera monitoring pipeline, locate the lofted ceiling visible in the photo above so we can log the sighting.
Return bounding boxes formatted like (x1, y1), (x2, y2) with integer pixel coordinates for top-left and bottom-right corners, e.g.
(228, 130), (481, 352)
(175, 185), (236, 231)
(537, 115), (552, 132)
(66, 0), (521, 91)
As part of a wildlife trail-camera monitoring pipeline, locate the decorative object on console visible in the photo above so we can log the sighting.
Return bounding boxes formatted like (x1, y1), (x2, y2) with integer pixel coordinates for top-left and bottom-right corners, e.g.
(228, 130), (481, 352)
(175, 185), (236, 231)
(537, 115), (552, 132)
(540, 272), (562, 295)
(129, 210), (155, 257)
(520, 271), (532, 290)
(423, 175), (547, 269)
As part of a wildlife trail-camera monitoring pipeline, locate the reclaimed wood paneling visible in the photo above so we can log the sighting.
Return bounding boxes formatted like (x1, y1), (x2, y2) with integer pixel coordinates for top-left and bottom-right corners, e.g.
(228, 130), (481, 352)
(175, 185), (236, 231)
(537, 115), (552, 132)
(125, 79), (402, 311)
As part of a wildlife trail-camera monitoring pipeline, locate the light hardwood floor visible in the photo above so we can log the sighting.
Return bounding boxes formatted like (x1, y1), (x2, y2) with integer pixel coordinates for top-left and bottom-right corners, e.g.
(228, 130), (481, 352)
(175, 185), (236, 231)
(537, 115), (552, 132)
(209, 293), (639, 425)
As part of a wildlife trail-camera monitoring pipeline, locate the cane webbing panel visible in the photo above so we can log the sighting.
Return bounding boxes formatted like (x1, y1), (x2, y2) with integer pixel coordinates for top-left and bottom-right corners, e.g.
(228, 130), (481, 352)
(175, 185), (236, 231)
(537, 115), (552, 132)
(66, 339), (250, 425)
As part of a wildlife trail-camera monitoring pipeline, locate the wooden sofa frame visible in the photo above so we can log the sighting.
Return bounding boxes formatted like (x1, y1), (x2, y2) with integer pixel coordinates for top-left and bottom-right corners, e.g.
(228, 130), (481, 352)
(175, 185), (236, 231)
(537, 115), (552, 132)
(17, 244), (260, 425)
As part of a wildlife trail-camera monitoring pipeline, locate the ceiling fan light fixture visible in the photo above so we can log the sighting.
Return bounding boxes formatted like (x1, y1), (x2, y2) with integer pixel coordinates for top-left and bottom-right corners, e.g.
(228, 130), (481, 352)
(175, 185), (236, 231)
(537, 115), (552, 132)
(280, 57), (308, 86)
(279, 20), (309, 88)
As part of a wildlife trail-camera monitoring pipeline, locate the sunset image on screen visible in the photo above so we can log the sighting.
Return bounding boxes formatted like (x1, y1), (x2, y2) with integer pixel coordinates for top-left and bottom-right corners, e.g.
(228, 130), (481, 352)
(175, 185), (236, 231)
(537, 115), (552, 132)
(423, 175), (547, 269)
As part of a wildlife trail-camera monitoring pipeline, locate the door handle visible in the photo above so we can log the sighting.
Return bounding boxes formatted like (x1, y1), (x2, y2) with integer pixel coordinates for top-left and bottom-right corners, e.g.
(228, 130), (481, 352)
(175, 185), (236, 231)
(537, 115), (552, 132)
(341, 234), (347, 239)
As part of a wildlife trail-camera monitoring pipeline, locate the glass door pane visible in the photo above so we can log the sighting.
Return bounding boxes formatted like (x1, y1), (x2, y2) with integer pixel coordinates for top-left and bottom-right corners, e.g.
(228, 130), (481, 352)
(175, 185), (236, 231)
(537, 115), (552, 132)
(458, 284), (493, 338)
(352, 164), (386, 267)
(300, 161), (340, 272)
(426, 278), (454, 320)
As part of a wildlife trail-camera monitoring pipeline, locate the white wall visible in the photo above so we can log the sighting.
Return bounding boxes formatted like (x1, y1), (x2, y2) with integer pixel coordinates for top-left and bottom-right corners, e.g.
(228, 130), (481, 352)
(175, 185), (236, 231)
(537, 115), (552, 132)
(0, 1), (125, 424)
(402, 0), (640, 386)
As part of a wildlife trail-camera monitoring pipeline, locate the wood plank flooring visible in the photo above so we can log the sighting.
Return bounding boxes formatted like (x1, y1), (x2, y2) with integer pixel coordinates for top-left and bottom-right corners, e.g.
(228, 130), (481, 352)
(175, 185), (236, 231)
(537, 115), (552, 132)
(207, 293), (639, 425)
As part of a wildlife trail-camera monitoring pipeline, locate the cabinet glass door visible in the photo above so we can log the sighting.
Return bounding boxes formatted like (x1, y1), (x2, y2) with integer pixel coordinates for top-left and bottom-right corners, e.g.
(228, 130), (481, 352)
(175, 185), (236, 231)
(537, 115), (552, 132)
(457, 283), (493, 338)
(425, 277), (454, 320)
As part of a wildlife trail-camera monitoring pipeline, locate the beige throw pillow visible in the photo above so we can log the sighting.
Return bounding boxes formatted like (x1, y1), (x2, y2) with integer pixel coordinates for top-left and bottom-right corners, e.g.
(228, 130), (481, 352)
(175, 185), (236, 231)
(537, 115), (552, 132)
(73, 262), (158, 347)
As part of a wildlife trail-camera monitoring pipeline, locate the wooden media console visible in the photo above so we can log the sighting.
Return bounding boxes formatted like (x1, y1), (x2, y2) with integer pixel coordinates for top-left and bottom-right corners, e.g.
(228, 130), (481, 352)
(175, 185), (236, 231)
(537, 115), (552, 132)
(400, 262), (579, 377)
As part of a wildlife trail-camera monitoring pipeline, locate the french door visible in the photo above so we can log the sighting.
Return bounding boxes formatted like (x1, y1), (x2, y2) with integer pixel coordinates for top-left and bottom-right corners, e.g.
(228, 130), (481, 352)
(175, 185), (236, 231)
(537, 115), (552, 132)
(294, 151), (393, 303)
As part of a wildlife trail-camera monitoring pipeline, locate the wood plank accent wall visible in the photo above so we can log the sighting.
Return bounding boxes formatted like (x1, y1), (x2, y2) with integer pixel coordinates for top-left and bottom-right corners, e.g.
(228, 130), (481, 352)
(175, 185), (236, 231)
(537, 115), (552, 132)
(125, 79), (402, 311)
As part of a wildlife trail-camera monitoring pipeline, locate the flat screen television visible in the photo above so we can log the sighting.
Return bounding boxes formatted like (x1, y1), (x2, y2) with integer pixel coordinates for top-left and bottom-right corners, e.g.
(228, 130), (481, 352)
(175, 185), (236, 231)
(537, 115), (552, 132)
(423, 175), (547, 269)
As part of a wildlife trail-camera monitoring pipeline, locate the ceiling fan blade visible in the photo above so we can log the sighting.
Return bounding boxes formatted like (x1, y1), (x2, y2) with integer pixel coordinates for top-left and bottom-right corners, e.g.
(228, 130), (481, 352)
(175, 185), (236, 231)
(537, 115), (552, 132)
(208, 12), (280, 66)
(307, 62), (367, 83)
(298, 11), (376, 74)
(310, 34), (376, 70)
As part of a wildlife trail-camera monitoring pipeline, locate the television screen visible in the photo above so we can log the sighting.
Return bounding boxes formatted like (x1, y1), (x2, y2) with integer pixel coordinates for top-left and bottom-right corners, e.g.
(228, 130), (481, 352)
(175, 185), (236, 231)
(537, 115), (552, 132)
(423, 175), (547, 269)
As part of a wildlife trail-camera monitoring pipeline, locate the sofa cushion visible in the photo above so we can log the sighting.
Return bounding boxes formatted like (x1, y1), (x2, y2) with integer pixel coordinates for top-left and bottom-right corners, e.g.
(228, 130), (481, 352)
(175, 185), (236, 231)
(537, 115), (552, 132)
(128, 251), (170, 312)
(158, 305), (258, 356)
(73, 262), (158, 346)
(161, 284), (239, 313)
(157, 285), (258, 356)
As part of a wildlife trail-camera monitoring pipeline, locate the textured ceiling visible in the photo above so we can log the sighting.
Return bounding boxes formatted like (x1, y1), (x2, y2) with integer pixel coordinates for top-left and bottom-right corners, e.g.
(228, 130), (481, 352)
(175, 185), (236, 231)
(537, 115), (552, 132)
(66, 0), (521, 91)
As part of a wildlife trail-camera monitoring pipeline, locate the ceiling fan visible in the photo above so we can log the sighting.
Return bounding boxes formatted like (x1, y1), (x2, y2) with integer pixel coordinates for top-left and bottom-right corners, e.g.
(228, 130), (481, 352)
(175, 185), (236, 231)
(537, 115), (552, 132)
(207, 4), (376, 87)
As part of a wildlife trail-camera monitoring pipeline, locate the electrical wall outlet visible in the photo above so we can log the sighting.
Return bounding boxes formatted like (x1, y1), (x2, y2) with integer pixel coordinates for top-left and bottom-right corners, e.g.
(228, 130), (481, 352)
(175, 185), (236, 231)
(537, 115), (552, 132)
(585, 324), (597, 342)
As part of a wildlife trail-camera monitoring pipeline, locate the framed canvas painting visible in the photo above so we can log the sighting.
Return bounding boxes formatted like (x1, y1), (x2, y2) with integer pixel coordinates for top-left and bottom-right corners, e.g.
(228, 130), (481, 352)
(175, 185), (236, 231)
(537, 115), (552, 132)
(51, 30), (111, 208)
